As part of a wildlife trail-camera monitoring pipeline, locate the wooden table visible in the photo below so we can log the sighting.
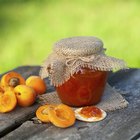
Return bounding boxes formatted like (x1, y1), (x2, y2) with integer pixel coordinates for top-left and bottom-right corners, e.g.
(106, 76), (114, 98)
(0, 66), (140, 140)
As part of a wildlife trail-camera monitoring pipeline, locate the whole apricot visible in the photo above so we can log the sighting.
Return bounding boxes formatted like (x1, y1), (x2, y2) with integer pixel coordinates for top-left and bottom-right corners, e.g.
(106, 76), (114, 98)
(14, 85), (36, 107)
(26, 76), (47, 95)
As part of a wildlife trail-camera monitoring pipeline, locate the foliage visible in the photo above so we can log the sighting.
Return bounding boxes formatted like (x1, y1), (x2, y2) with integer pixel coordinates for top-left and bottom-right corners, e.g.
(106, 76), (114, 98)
(0, 0), (140, 73)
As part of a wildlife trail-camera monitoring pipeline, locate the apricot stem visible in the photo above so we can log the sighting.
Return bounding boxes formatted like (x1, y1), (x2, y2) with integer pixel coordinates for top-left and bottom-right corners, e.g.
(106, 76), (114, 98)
(9, 77), (20, 87)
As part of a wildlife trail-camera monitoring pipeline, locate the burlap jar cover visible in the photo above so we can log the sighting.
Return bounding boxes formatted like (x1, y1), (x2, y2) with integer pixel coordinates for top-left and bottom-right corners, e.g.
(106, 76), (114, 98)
(39, 36), (128, 111)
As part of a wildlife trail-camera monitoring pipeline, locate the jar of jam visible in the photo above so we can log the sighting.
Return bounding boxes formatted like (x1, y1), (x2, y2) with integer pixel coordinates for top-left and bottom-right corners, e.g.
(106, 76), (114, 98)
(56, 68), (108, 107)
(40, 36), (126, 107)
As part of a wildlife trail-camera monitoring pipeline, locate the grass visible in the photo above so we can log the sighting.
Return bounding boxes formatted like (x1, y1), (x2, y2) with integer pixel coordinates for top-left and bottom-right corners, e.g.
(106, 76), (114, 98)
(0, 0), (140, 73)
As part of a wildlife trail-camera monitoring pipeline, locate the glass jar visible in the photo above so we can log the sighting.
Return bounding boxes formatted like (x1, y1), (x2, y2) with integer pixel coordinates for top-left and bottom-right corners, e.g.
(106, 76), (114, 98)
(40, 36), (126, 107)
(56, 68), (108, 107)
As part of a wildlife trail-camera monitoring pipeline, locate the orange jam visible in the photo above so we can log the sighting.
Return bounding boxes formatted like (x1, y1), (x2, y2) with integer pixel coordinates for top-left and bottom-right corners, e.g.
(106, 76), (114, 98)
(80, 106), (102, 118)
(56, 68), (108, 107)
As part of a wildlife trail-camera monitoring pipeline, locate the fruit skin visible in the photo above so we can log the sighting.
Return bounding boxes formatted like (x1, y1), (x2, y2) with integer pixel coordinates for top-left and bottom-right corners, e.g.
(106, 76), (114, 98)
(0, 90), (17, 113)
(1, 71), (25, 88)
(48, 104), (76, 128)
(14, 85), (36, 107)
(36, 104), (56, 123)
(26, 76), (47, 95)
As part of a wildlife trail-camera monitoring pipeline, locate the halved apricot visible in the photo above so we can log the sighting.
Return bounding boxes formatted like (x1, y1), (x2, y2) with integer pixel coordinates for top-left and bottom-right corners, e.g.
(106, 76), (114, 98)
(48, 104), (76, 128)
(26, 76), (47, 95)
(0, 90), (17, 113)
(36, 104), (56, 123)
(1, 71), (25, 88)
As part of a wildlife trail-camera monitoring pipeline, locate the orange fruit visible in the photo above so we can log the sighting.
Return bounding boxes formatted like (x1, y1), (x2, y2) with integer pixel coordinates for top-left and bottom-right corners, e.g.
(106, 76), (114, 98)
(26, 76), (47, 95)
(14, 85), (36, 107)
(48, 104), (76, 128)
(0, 86), (4, 93)
(0, 90), (17, 113)
(1, 71), (25, 88)
(36, 104), (56, 123)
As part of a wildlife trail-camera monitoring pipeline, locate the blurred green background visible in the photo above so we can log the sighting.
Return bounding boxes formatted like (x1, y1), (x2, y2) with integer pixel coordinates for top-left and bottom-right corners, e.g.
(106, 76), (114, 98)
(0, 0), (140, 73)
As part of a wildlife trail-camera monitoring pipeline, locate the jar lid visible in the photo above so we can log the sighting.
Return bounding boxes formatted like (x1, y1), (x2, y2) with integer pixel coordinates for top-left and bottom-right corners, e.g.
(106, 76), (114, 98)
(54, 36), (104, 57)
(40, 36), (127, 86)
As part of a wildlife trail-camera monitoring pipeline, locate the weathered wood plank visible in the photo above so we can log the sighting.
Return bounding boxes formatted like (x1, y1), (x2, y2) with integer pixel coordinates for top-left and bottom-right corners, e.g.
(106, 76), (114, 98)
(1, 68), (140, 140)
(1, 105), (140, 140)
(0, 66), (55, 137)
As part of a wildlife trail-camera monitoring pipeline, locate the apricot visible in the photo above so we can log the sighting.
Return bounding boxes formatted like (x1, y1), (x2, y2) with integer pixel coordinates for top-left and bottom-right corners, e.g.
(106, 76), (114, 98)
(0, 85), (14, 96)
(36, 104), (56, 123)
(0, 92), (3, 97)
(0, 87), (4, 97)
(2, 86), (14, 92)
(48, 104), (76, 128)
(0, 90), (17, 113)
(0, 86), (4, 93)
(14, 85), (36, 107)
(26, 76), (47, 95)
(1, 72), (25, 88)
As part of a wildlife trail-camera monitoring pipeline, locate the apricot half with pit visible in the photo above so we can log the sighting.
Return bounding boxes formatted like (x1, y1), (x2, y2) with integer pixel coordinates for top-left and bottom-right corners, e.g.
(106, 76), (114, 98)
(1, 71), (25, 88)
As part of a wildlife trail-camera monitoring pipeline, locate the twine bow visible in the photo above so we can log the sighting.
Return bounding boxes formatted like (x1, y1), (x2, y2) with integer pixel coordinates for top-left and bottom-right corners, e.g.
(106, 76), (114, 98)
(66, 55), (96, 67)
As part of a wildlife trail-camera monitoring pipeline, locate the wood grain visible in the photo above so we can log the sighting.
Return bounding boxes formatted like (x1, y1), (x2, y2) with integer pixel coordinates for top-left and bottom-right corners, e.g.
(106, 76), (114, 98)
(0, 67), (140, 140)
